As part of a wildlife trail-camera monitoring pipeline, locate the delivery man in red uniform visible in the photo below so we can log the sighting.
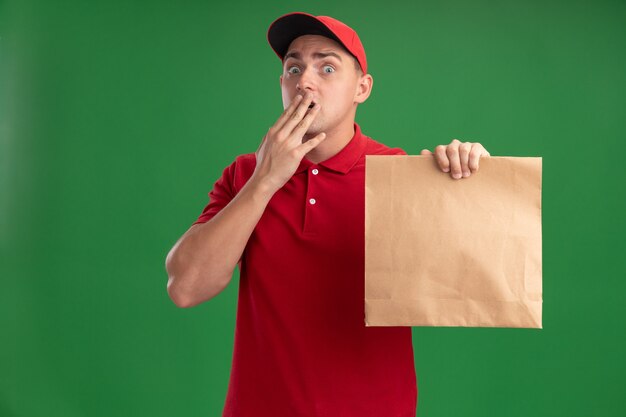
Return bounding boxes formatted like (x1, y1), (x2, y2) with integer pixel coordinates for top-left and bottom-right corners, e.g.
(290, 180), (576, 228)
(165, 12), (490, 417)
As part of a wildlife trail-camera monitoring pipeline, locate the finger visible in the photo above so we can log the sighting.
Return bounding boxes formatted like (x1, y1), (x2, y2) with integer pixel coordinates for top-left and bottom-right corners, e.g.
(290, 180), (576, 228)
(296, 132), (327, 155)
(256, 130), (269, 155)
(459, 142), (472, 177)
(273, 94), (303, 131)
(420, 149), (433, 156)
(281, 93), (315, 134)
(446, 140), (463, 179)
(468, 143), (485, 172)
(434, 145), (449, 172)
(291, 102), (321, 140)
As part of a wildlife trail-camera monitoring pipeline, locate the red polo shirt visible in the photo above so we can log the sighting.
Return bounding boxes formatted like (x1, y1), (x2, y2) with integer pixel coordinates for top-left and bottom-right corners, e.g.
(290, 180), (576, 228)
(193, 123), (417, 417)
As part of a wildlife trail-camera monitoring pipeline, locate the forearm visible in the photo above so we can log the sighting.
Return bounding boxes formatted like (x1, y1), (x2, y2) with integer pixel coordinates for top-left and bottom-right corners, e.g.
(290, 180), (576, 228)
(165, 176), (274, 307)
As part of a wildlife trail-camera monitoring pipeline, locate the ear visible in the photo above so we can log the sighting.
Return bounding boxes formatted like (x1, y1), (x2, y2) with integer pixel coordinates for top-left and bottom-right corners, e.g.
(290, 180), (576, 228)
(354, 73), (373, 104)
(279, 74), (283, 87)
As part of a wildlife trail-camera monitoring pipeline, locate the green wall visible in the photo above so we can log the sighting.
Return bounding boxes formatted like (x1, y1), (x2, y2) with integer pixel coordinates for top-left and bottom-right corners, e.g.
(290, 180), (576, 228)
(1, 1), (624, 416)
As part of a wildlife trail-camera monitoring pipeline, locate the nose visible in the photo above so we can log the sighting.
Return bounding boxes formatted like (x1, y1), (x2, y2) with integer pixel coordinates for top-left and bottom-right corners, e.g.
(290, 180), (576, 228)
(296, 66), (316, 93)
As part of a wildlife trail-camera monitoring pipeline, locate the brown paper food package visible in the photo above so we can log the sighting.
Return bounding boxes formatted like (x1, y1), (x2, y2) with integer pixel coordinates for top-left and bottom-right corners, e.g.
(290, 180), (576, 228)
(365, 156), (542, 328)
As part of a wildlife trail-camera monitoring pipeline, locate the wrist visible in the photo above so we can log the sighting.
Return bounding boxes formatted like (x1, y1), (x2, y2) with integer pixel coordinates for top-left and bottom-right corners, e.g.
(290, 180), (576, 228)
(246, 174), (279, 203)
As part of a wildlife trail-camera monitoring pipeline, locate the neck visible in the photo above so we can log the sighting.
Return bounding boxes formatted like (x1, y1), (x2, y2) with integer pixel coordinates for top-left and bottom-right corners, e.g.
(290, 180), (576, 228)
(303, 120), (356, 164)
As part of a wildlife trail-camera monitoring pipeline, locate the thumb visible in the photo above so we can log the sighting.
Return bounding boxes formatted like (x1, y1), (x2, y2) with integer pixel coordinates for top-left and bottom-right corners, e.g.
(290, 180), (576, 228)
(256, 130), (270, 156)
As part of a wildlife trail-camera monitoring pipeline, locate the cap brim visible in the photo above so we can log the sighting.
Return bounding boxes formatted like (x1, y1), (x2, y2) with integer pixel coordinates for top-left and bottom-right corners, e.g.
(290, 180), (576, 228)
(267, 12), (342, 59)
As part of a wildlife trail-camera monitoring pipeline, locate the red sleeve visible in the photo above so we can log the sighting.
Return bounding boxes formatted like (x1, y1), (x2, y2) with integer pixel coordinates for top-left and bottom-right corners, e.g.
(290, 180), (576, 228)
(192, 160), (238, 226)
(191, 154), (256, 226)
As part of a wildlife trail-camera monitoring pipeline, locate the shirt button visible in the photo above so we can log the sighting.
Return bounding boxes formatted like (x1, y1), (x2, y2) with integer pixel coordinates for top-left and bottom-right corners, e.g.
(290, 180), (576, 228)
(309, 198), (316, 205)
(312, 168), (319, 175)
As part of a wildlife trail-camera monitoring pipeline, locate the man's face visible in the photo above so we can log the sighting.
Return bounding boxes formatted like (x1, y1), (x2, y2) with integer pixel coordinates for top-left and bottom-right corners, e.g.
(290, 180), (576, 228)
(280, 35), (364, 136)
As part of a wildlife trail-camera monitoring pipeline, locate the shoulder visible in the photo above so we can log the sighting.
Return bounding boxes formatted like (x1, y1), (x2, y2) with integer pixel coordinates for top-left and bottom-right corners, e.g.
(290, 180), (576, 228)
(215, 153), (257, 194)
(193, 153), (256, 225)
(232, 153), (257, 171)
(220, 152), (257, 174)
(362, 134), (407, 156)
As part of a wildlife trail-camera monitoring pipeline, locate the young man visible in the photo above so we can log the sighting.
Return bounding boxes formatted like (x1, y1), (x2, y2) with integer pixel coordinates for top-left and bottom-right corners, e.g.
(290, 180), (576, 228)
(165, 12), (490, 417)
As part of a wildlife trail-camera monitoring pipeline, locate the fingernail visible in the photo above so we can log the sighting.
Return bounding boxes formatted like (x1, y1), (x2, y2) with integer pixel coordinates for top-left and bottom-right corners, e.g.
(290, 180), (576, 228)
(295, 95), (302, 100)
(453, 172), (461, 179)
(443, 167), (450, 173)
(463, 171), (470, 177)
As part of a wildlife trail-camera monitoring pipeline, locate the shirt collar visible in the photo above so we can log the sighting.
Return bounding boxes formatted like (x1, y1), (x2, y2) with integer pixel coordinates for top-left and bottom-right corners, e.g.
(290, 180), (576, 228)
(295, 123), (367, 175)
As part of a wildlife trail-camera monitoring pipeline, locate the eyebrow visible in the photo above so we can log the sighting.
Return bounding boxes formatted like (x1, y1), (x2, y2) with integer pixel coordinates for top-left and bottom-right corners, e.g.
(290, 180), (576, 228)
(283, 51), (343, 62)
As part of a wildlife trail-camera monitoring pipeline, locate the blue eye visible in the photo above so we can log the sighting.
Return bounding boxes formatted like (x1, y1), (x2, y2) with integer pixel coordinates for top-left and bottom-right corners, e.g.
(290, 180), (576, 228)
(323, 65), (335, 73)
(287, 66), (301, 74)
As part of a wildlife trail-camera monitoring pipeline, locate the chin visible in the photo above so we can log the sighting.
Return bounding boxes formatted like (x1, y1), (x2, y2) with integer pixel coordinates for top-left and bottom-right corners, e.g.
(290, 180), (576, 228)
(305, 129), (321, 138)
(306, 119), (325, 136)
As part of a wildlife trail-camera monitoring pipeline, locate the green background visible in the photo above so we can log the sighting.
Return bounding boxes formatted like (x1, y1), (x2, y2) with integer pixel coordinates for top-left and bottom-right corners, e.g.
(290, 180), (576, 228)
(2, 0), (625, 416)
